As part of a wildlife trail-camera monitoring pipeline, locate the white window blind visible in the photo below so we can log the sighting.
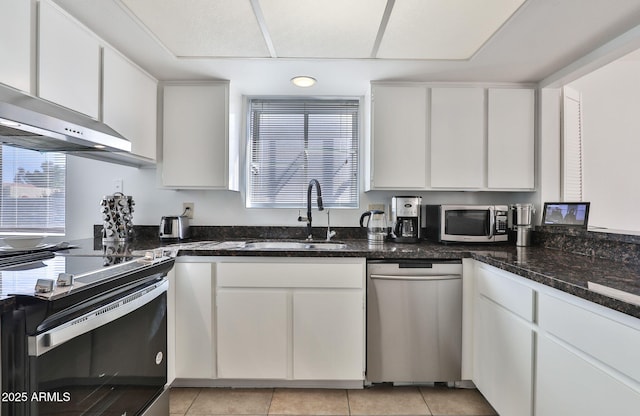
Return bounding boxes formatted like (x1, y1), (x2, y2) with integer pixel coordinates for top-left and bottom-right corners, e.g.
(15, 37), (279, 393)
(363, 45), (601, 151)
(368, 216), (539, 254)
(247, 98), (359, 208)
(562, 87), (583, 201)
(0, 146), (65, 235)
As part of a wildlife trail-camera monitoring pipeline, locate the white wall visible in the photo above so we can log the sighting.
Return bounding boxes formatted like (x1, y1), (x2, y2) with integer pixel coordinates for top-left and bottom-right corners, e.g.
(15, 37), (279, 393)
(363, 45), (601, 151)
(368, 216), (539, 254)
(537, 88), (562, 225)
(568, 57), (640, 231)
(65, 155), (535, 240)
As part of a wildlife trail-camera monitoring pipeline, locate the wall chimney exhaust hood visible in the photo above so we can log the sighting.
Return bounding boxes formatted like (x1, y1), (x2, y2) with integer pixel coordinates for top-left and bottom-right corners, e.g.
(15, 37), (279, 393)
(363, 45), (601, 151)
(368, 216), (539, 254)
(0, 84), (154, 168)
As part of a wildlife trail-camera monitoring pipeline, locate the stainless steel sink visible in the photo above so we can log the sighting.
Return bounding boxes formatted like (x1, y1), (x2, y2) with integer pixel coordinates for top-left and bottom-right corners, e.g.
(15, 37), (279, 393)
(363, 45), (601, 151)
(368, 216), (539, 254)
(243, 241), (346, 250)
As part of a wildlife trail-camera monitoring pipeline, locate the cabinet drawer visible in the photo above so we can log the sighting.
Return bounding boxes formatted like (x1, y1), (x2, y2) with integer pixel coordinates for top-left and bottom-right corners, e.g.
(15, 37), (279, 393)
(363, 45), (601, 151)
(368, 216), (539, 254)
(477, 265), (535, 322)
(216, 261), (364, 289)
(539, 292), (640, 383)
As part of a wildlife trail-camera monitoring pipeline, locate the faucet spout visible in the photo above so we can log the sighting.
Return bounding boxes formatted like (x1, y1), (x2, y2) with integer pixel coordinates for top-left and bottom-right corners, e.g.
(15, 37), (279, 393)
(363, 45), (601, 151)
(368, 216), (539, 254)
(305, 179), (324, 240)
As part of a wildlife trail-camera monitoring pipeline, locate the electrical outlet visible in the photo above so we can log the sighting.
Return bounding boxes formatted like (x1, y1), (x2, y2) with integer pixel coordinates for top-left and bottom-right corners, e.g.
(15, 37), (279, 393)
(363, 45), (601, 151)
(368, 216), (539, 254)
(114, 179), (123, 193)
(182, 202), (194, 219)
(368, 203), (385, 211)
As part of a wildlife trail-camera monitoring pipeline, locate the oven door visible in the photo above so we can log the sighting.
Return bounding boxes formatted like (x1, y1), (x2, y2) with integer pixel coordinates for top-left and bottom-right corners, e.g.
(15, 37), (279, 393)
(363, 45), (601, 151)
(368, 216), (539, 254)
(441, 205), (496, 242)
(26, 279), (168, 416)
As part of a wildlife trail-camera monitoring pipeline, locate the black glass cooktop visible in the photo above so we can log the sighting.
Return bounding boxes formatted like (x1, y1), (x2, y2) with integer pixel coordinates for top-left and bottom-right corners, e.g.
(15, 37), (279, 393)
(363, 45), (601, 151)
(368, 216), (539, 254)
(0, 253), (138, 298)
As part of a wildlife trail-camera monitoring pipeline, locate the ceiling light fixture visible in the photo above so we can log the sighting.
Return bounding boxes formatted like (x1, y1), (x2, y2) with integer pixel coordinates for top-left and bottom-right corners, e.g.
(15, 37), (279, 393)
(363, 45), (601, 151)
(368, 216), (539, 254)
(291, 76), (317, 88)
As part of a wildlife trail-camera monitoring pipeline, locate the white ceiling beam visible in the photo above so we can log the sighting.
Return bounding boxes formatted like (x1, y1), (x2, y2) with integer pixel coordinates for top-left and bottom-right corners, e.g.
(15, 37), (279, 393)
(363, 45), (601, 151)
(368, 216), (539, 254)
(250, 0), (278, 58)
(371, 0), (395, 59)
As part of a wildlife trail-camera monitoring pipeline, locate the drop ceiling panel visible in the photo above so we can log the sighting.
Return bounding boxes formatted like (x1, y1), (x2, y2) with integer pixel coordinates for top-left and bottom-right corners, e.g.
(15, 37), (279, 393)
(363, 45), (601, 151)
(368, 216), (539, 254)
(377, 0), (526, 60)
(258, 0), (387, 58)
(121, 0), (269, 57)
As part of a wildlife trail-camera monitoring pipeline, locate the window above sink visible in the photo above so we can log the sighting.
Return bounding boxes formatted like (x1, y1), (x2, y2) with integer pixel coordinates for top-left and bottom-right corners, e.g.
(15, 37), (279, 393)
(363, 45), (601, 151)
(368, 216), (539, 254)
(245, 97), (360, 209)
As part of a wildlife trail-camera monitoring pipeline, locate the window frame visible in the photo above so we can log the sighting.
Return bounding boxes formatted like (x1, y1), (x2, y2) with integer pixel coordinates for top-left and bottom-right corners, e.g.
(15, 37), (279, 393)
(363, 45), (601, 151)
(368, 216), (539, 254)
(244, 96), (361, 209)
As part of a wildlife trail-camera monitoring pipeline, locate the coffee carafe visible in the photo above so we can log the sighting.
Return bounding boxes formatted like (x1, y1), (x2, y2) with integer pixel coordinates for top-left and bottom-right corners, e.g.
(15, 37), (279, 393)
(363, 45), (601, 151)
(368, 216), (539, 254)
(511, 203), (535, 246)
(360, 210), (387, 245)
(391, 196), (422, 243)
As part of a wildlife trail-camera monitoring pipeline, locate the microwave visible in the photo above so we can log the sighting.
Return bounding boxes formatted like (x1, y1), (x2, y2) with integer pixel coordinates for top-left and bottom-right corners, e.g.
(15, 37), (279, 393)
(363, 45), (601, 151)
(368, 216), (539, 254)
(425, 205), (509, 243)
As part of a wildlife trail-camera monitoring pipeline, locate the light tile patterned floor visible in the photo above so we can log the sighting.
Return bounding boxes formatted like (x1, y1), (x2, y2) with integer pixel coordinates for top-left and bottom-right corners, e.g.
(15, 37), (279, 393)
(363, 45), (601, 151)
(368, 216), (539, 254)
(170, 385), (498, 416)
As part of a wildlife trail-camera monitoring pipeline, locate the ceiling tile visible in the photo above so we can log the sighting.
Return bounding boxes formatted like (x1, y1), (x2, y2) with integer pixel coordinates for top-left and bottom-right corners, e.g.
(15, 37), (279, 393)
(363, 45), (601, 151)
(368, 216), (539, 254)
(258, 0), (388, 58)
(121, 0), (270, 57)
(377, 0), (526, 60)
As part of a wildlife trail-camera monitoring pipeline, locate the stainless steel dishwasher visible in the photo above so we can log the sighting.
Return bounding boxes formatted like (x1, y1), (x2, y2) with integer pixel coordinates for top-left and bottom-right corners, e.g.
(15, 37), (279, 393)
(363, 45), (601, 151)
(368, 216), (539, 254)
(366, 259), (462, 384)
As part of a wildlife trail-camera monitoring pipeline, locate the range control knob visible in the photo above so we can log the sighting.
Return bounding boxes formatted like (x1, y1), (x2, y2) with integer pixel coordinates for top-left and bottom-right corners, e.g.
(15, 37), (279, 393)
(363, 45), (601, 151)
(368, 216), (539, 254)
(56, 273), (74, 287)
(35, 279), (55, 293)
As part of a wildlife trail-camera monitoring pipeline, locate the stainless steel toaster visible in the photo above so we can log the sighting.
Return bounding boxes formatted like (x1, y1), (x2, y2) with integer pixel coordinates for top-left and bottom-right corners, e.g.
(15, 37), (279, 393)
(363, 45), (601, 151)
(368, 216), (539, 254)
(159, 215), (190, 240)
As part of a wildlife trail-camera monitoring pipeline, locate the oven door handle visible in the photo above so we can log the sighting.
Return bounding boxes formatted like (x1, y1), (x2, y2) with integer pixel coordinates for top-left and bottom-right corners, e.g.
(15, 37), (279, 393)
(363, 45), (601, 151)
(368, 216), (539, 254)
(28, 279), (168, 357)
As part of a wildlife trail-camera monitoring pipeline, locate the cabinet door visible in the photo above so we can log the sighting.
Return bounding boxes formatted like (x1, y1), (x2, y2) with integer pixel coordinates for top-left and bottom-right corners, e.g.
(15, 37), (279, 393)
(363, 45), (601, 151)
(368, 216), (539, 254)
(0, 0), (31, 92)
(38, 0), (100, 118)
(174, 263), (214, 379)
(430, 88), (484, 188)
(487, 89), (535, 189)
(536, 335), (640, 416)
(293, 290), (363, 380)
(474, 296), (533, 416)
(162, 83), (229, 188)
(370, 85), (427, 189)
(217, 289), (289, 379)
(103, 48), (157, 160)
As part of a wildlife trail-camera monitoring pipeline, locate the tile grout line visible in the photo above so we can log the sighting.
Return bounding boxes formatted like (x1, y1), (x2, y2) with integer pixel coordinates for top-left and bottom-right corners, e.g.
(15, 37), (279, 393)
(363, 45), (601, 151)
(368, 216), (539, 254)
(266, 387), (275, 416)
(343, 389), (352, 415)
(185, 387), (202, 416)
(418, 386), (434, 416)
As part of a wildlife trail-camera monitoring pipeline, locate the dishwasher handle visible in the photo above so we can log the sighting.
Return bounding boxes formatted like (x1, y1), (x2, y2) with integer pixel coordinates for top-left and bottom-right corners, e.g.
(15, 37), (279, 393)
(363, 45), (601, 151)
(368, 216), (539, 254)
(370, 274), (461, 281)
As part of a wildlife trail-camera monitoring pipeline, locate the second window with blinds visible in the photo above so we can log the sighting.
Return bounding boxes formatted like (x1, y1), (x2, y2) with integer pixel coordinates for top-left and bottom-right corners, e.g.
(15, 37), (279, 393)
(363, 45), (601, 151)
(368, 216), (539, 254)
(246, 98), (360, 208)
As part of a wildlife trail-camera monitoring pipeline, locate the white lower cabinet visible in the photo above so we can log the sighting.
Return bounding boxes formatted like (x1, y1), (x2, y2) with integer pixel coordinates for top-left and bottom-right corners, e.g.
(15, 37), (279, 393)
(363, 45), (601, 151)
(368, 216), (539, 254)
(473, 263), (534, 416)
(535, 292), (640, 416)
(217, 289), (289, 379)
(215, 258), (365, 382)
(293, 291), (364, 380)
(173, 262), (215, 380)
(536, 334), (640, 416)
(471, 261), (640, 416)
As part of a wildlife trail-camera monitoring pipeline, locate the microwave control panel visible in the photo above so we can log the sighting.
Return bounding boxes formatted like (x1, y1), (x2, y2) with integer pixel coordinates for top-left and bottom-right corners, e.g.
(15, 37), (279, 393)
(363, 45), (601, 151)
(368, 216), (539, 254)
(495, 210), (508, 234)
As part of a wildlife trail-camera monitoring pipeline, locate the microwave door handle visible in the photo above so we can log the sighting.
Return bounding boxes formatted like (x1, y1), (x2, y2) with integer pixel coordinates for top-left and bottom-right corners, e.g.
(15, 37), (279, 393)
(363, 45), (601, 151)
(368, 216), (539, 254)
(487, 207), (495, 239)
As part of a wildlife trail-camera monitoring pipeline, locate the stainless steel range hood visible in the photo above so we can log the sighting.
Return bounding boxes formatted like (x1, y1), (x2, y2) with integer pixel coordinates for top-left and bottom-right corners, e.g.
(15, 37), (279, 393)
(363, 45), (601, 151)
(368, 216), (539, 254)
(0, 84), (154, 167)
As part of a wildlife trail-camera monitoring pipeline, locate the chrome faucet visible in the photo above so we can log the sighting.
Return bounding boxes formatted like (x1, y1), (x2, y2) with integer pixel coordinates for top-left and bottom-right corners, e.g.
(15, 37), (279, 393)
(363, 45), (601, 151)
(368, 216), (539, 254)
(298, 179), (324, 240)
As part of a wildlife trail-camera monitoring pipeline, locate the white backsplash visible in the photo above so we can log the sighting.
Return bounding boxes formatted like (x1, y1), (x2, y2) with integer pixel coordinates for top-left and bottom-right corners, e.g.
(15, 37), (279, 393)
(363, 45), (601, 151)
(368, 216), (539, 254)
(66, 156), (536, 240)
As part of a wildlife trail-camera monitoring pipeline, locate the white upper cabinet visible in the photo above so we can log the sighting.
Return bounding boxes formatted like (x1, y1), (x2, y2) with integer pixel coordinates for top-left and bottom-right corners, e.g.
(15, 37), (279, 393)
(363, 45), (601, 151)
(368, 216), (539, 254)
(430, 87), (485, 189)
(38, 0), (100, 119)
(369, 84), (428, 189)
(487, 89), (535, 189)
(162, 82), (231, 188)
(368, 83), (535, 192)
(103, 48), (158, 161)
(0, 0), (31, 92)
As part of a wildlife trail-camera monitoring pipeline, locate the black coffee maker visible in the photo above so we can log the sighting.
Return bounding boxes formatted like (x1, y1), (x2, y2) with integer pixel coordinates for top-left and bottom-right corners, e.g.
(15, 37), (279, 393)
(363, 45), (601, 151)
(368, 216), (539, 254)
(391, 196), (422, 243)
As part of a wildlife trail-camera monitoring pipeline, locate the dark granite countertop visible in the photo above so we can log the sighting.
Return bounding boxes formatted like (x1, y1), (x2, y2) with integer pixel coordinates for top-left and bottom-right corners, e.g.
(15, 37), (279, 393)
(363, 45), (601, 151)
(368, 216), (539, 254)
(2, 234), (640, 319)
(174, 238), (640, 319)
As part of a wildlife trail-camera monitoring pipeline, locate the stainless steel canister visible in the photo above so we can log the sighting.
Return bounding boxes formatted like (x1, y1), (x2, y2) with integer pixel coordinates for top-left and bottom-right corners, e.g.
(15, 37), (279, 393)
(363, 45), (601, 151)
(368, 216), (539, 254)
(515, 228), (532, 247)
(511, 203), (535, 226)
